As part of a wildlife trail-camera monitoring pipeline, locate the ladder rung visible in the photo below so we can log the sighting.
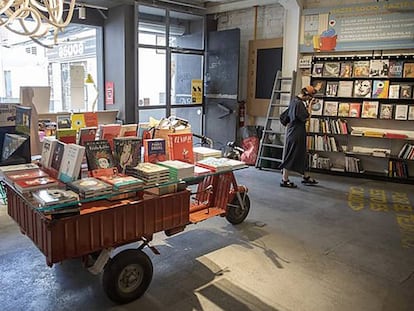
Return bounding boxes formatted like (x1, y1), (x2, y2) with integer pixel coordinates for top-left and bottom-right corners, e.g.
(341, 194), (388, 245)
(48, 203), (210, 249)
(262, 143), (284, 148)
(270, 104), (288, 107)
(258, 156), (282, 162)
(263, 130), (280, 134)
(274, 90), (291, 94)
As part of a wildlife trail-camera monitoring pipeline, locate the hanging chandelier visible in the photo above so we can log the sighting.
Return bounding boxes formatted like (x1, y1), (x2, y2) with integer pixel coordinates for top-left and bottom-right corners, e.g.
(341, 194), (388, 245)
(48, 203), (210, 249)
(0, 0), (76, 46)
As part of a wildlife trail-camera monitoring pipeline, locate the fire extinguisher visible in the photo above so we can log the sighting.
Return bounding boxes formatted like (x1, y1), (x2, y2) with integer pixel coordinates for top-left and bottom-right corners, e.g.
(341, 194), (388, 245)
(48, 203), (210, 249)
(239, 100), (245, 127)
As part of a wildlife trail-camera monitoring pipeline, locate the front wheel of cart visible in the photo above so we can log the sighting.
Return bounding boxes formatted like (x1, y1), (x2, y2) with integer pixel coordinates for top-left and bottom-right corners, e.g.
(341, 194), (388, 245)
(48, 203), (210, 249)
(102, 249), (153, 304)
(226, 193), (250, 225)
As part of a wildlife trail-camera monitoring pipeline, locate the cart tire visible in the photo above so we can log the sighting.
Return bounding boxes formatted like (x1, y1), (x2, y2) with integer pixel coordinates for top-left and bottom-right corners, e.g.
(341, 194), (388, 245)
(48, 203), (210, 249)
(102, 249), (153, 304)
(226, 193), (250, 225)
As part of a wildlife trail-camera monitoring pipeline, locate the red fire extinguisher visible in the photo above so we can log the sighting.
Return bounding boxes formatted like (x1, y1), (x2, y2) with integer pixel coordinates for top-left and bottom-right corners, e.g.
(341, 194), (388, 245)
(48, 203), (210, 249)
(239, 100), (245, 127)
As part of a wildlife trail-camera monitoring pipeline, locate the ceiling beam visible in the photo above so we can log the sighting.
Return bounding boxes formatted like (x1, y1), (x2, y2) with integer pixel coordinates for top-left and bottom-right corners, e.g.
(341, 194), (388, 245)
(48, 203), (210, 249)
(205, 0), (281, 14)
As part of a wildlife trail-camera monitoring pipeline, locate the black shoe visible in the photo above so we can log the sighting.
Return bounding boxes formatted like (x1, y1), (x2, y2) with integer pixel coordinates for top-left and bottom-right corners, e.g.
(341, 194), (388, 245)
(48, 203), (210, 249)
(301, 177), (318, 185)
(280, 180), (297, 188)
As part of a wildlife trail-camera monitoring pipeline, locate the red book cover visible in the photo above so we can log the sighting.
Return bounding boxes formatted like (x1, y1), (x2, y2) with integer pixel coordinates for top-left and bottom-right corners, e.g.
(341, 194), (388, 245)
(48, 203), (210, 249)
(5, 168), (48, 183)
(100, 124), (121, 150)
(84, 112), (99, 127)
(143, 138), (167, 163)
(349, 103), (361, 118)
(14, 176), (59, 192)
(79, 127), (98, 145)
(56, 129), (77, 144)
(167, 133), (194, 164)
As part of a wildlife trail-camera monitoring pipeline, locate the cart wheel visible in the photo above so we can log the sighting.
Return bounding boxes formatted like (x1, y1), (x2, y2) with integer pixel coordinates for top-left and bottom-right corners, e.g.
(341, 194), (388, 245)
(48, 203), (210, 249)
(226, 193), (250, 225)
(102, 249), (153, 304)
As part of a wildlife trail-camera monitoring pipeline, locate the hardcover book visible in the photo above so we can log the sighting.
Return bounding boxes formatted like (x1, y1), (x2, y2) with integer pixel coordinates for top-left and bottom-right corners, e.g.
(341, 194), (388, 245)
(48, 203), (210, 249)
(323, 101), (338, 117)
(56, 128), (77, 144)
(388, 84), (401, 99)
(403, 62), (414, 78)
(40, 136), (58, 169)
(322, 62), (340, 77)
(369, 59), (389, 77)
(58, 143), (86, 183)
(113, 137), (142, 173)
(50, 141), (66, 175)
(372, 80), (389, 98)
(70, 113), (86, 131)
(400, 84), (412, 99)
(310, 98), (323, 116)
(311, 79), (326, 96)
(349, 103), (362, 118)
(379, 104), (393, 119)
(85, 140), (115, 171)
(353, 60), (370, 77)
(167, 132), (195, 164)
(353, 80), (372, 98)
(361, 101), (379, 118)
(99, 123), (121, 150)
(337, 80), (354, 97)
(120, 124), (138, 137)
(1, 133), (28, 162)
(79, 127), (98, 145)
(339, 61), (353, 78)
(338, 103), (350, 117)
(388, 60), (403, 78)
(143, 138), (167, 163)
(395, 105), (408, 120)
(325, 81), (339, 97)
(312, 62), (324, 77)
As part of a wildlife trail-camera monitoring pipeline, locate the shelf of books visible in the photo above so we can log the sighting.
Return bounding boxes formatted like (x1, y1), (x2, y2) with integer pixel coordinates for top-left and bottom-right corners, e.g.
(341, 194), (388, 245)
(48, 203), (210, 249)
(306, 54), (414, 183)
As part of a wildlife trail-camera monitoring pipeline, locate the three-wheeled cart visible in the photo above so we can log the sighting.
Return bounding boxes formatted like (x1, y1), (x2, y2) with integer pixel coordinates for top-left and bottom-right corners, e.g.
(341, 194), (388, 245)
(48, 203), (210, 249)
(5, 169), (250, 304)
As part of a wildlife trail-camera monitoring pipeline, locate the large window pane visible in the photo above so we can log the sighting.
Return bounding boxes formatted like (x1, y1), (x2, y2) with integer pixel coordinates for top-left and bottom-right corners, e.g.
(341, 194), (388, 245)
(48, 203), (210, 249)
(138, 5), (166, 46)
(171, 53), (203, 105)
(139, 108), (166, 123)
(169, 11), (204, 50)
(171, 106), (202, 138)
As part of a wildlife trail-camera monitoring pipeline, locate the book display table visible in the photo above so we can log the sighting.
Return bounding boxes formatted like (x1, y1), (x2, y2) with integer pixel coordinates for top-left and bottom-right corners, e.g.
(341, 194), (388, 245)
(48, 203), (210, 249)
(5, 167), (250, 304)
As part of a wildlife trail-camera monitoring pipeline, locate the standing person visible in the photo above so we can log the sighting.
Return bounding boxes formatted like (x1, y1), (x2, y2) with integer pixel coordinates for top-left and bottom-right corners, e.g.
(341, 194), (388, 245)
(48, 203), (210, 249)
(279, 85), (319, 188)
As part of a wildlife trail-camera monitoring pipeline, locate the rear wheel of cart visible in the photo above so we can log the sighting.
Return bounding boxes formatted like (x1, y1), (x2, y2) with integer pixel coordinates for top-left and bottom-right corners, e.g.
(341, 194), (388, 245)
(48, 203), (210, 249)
(226, 193), (250, 225)
(102, 249), (153, 304)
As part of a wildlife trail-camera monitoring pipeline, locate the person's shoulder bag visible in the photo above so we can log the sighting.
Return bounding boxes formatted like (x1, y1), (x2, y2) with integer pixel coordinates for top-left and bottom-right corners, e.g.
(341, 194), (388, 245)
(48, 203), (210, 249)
(279, 108), (290, 126)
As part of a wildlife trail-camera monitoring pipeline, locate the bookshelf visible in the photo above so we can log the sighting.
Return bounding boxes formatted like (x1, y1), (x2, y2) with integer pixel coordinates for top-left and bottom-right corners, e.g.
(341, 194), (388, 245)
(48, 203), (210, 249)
(307, 54), (414, 183)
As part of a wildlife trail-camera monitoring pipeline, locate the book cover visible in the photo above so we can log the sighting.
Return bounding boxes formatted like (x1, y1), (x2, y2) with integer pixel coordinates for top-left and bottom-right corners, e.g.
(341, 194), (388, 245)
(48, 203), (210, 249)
(120, 124), (138, 137)
(338, 103), (350, 117)
(4, 168), (48, 184)
(369, 59), (389, 77)
(83, 112), (99, 127)
(403, 62), (414, 78)
(395, 105), (408, 120)
(361, 101), (379, 118)
(322, 62), (340, 77)
(167, 132), (195, 164)
(400, 84), (412, 99)
(100, 123), (121, 150)
(143, 138), (167, 163)
(70, 113), (86, 131)
(379, 104), (393, 119)
(349, 103), (362, 118)
(56, 114), (72, 129)
(325, 81), (339, 97)
(388, 60), (403, 78)
(58, 143), (86, 183)
(353, 60), (370, 77)
(85, 140), (115, 171)
(32, 188), (79, 206)
(56, 128), (77, 144)
(113, 137), (142, 173)
(312, 62), (324, 77)
(1, 133), (28, 162)
(339, 62), (353, 78)
(68, 177), (113, 194)
(15, 106), (31, 135)
(40, 136), (58, 169)
(372, 80), (389, 98)
(388, 84), (401, 99)
(337, 80), (354, 97)
(14, 176), (59, 193)
(79, 127), (98, 145)
(353, 80), (372, 98)
(137, 122), (150, 138)
(97, 174), (144, 190)
(408, 106), (414, 121)
(323, 101), (338, 116)
(311, 79), (326, 96)
(310, 98), (323, 116)
(50, 141), (66, 174)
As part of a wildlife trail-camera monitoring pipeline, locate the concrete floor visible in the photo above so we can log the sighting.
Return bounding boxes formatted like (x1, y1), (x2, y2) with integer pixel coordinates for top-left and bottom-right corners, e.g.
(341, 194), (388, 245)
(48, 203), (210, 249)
(1, 167), (414, 311)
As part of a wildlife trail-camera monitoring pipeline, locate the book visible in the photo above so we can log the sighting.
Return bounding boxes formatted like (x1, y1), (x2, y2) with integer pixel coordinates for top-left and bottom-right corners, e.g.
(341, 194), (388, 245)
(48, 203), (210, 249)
(119, 124), (138, 137)
(361, 101), (379, 118)
(322, 62), (340, 77)
(56, 114), (72, 129)
(403, 62), (414, 78)
(325, 81), (339, 97)
(79, 127), (98, 145)
(56, 128), (77, 144)
(83, 112), (99, 127)
(311, 80), (326, 96)
(70, 113), (86, 131)
(408, 106), (414, 121)
(32, 188), (79, 206)
(337, 80), (354, 97)
(353, 80), (372, 98)
(113, 137), (142, 174)
(68, 177), (113, 198)
(372, 80), (389, 98)
(0, 163), (39, 177)
(312, 62), (324, 77)
(84, 140), (115, 171)
(395, 105), (408, 120)
(388, 84), (401, 99)
(40, 136), (58, 169)
(143, 138), (167, 163)
(97, 174), (144, 191)
(15, 106), (31, 135)
(379, 104), (393, 119)
(400, 84), (412, 99)
(99, 123), (121, 150)
(349, 103), (362, 118)
(353, 60), (370, 77)
(339, 62), (353, 78)
(388, 60), (403, 78)
(14, 176), (59, 193)
(50, 141), (66, 175)
(323, 101), (338, 116)
(338, 103), (350, 117)
(310, 98), (323, 116)
(167, 132), (194, 164)
(1, 133), (28, 162)
(58, 143), (86, 183)
(4, 168), (48, 185)
(369, 59), (389, 77)
(196, 157), (232, 172)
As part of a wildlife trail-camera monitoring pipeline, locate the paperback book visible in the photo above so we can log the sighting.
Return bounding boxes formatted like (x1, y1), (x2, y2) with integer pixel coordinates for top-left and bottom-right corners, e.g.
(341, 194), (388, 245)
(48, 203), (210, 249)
(143, 138), (167, 163)
(85, 140), (115, 172)
(79, 127), (98, 145)
(372, 80), (389, 98)
(32, 188), (79, 206)
(15, 106), (31, 135)
(56, 114), (72, 129)
(14, 176), (59, 193)
(99, 123), (121, 150)
(349, 103), (362, 118)
(379, 104), (393, 119)
(119, 124), (138, 137)
(388, 84), (401, 99)
(113, 137), (142, 173)
(56, 128), (77, 144)
(70, 113), (86, 131)
(388, 60), (403, 78)
(312, 62), (324, 77)
(322, 62), (340, 77)
(311, 80), (326, 96)
(408, 106), (414, 121)
(361, 101), (379, 118)
(310, 98), (323, 116)
(339, 61), (353, 78)
(68, 177), (113, 198)
(338, 103), (350, 117)
(353, 80), (372, 98)
(4, 168), (48, 185)
(323, 101), (338, 116)
(353, 60), (370, 77)
(400, 84), (412, 99)
(395, 105), (408, 120)
(337, 80), (354, 97)
(83, 112), (99, 127)
(403, 62), (414, 78)
(58, 143), (86, 183)
(325, 81), (339, 97)
(369, 59), (389, 77)
(40, 136), (58, 169)
(167, 132), (194, 164)
(50, 141), (66, 176)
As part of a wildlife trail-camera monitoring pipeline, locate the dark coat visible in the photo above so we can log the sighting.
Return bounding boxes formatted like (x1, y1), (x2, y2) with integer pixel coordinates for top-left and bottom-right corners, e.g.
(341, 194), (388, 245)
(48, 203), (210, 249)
(279, 96), (309, 174)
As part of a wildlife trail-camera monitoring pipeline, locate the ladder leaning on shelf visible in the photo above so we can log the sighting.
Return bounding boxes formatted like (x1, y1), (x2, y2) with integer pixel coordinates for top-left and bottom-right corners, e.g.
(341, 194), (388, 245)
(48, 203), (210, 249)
(255, 70), (296, 171)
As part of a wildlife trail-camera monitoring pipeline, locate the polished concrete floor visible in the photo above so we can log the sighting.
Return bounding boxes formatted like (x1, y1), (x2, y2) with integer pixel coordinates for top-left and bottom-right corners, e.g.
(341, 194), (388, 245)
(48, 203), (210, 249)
(1, 167), (414, 311)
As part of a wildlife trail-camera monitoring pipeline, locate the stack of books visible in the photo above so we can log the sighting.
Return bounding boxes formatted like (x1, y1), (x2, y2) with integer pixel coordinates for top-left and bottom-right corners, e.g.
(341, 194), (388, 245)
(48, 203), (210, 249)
(68, 177), (113, 199)
(32, 188), (79, 207)
(193, 147), (222, 162)
(14, 176), (59, 194)
(126, 162), (170, 187)
(196, 157), (232, 172)
(157, 160), (195, 180)
(97, 174), (144, 192)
